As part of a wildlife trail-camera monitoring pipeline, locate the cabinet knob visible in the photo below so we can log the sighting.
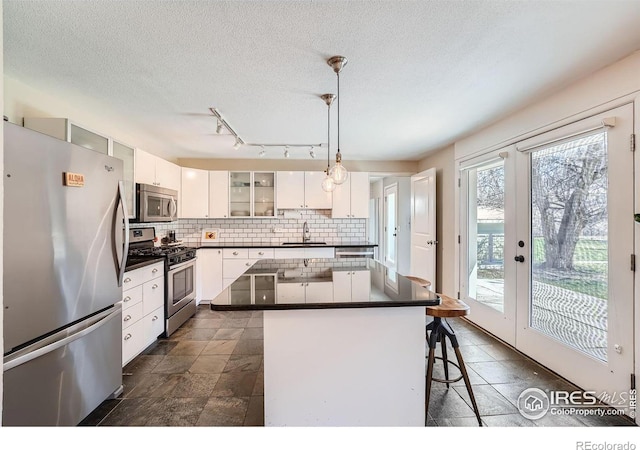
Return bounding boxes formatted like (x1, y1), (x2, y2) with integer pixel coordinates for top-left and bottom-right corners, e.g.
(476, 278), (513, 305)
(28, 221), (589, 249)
(124, 315), (132, 322)
(152, 315), (158, 321)
(233, 251), (239, 255)
(301, 283), (304, 286)
(152, 268), (158, 274)
(246, 262), (251, 266)
(305, 205), (308, 207)
(124, 277), (131, 283)
(224, 215), (227, 217)
(300, 205), (303, 207)
(124, 333), (132, 341)
(205, 215), (208, 217)
(123, 296), (131, 302)
(152, 284), (159, 289)
(258, 252), (264, 256)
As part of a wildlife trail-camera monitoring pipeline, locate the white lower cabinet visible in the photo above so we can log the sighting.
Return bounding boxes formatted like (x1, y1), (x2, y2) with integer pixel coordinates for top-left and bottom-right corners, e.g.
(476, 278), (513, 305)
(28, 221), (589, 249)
(276, 281), (334, 304)
(121, 261), (165, 366)
(197, 249), (223, 302)
(332, 269), (371, 302)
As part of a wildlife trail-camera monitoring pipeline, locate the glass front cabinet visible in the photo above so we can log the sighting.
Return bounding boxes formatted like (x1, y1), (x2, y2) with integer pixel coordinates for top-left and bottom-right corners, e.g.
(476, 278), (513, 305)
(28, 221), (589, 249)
(229, 171), (275, 218)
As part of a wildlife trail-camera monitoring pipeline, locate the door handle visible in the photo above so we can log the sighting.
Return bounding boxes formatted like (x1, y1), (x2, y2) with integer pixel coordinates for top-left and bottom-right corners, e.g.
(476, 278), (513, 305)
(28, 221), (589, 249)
(514, 255), (525, 263)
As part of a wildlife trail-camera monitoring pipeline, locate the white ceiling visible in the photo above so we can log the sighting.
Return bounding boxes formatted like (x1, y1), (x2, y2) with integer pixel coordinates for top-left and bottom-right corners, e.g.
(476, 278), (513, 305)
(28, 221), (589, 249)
(5, 1), (640, 161)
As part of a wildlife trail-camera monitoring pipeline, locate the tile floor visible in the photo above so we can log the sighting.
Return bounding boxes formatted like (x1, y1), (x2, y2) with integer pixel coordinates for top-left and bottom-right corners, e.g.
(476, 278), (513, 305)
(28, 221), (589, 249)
(81, 305), (636, 427)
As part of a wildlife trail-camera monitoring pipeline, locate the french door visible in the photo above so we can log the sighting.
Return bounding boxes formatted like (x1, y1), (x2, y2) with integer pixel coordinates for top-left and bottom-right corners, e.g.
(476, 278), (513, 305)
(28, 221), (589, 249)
(460, 104), (635, 402)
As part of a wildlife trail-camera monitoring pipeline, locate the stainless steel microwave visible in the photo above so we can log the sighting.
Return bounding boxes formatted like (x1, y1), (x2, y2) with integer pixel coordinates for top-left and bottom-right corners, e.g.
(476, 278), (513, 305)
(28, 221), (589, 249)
(135, 183), (178, 222)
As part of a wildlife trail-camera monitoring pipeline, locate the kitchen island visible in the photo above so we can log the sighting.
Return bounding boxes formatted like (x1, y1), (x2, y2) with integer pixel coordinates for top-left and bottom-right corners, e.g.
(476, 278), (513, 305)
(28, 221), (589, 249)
(211, 259), (439, 426)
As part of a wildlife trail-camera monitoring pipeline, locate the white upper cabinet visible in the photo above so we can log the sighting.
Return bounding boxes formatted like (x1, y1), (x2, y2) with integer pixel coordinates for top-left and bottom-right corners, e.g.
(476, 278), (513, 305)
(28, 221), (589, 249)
(209, 170), (230, 218)
(304, 171), (333, 209)
(135, 148), (181, 192)
(180, 167), (209, 218)
(276, 172), (305, 209)
(24, 118), (109, 154)
(276, 171), (332, 209)
(134, 148), (157, 186)
(155, 157), (181, 192)
(331, 172), (370, 218)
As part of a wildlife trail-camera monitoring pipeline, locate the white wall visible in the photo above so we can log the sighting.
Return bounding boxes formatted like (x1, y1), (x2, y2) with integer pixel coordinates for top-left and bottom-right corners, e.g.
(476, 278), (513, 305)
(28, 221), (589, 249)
(455, 50), (640, 161)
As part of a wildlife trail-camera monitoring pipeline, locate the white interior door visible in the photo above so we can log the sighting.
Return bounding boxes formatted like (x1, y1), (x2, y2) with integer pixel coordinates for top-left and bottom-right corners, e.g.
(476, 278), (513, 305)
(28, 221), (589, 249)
(384, 183), (398, 272)
(410, 168), (436, 290)
(514, 104), (635, 405)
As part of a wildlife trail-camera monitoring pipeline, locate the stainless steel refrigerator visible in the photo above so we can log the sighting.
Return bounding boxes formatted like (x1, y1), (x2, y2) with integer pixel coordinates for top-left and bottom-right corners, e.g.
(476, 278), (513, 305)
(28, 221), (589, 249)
(2, 122), (128, 426)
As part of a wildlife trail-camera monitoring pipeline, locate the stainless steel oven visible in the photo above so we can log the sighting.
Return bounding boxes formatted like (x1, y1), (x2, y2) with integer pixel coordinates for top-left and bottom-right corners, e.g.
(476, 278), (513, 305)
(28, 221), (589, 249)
(136, 183), (178, 222)
(166, 258), (197, 336)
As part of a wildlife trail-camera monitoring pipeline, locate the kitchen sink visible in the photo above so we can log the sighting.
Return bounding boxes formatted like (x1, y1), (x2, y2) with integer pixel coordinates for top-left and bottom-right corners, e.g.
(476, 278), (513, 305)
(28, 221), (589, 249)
(281, 241), (327, 246)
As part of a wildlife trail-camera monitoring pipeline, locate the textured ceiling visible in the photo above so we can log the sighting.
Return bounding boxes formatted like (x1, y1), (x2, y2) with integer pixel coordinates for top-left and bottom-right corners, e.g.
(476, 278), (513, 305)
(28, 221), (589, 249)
(5, 1), (640, 161)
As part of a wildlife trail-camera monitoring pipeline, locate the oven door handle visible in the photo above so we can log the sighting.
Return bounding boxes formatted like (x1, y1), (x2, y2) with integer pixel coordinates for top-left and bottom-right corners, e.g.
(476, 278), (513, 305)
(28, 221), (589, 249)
(169, 259), (196, 272)
(116, 181), (130, 287)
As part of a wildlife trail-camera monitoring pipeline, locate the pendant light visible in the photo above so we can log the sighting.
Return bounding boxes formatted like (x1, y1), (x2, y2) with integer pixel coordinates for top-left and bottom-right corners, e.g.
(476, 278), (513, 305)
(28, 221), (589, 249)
(327, 55), (348, 185)
(320, 93), (337, 192)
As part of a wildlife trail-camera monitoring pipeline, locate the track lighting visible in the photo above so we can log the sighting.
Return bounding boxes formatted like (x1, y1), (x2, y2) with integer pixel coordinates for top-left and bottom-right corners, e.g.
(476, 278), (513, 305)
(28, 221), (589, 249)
(259, 146), (266, 157)
(216, 119), (224, 134)
(284, 146), (290, 158)
(309, 147), (315, 158)
(233, 137), (241, 150)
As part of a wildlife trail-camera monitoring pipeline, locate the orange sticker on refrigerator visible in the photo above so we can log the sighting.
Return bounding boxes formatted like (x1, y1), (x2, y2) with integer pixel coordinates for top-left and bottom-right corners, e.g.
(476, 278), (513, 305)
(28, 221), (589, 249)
(63, 172), (85, 187)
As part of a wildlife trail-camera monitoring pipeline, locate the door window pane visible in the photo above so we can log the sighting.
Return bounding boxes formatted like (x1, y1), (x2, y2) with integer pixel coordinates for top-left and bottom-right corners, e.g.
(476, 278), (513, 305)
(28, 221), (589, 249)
(530, 132), (608, 361)
(467, 160), (505, 312)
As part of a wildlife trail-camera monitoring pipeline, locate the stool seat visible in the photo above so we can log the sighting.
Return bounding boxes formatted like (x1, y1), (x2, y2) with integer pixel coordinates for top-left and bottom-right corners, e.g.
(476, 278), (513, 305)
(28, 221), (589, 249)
(426, 295), (470, 318)
(404, 276), (431, 288)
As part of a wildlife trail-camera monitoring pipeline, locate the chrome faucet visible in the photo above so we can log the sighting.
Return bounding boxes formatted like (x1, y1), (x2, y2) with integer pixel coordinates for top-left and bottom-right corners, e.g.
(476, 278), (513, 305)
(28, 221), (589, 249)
(302, 221), (311, 243)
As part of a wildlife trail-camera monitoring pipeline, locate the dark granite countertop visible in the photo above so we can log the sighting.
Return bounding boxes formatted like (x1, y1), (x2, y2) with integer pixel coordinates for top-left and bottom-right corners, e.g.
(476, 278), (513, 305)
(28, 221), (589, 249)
(211, 259), (439, 311)
(196, 241), (377, 249)
(125, 256), (165, 272)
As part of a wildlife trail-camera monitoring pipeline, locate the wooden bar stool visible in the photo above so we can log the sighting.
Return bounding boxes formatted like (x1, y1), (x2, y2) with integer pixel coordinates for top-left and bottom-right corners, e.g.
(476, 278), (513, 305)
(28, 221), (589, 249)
(425, 294), (482, 426)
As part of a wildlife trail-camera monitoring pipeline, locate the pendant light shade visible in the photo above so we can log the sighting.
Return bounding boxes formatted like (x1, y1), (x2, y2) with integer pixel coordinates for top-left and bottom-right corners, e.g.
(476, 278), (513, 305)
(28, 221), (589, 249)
(327, 55), (348, 185)
(320, 93), (337, 193)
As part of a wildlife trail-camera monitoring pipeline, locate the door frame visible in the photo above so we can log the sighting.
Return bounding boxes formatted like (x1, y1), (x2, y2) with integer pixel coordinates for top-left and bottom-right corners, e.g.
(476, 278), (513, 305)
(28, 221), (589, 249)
(514, 104), (635, 400)
(384, 183), (399, 271)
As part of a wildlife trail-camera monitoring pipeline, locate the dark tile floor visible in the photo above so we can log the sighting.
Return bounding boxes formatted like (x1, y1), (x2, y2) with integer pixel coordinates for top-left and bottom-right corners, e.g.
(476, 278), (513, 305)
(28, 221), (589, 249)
(81, 305), (636, 427)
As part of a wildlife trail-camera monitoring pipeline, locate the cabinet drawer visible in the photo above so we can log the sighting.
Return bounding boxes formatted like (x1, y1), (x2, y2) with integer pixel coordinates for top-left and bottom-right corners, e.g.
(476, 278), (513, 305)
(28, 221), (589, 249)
(122, 301), (144, 330)
(305, 281), (334, 303)
(143, 277), (164, 316)
(143, 306), (164, 347)
(274, 248), (306, 259)
(223, 248), (249, 259)
(122, 319), (144, 367)
(248, 248), (274, 259)
(123, 261), (164, 288)
(305, 247), (334, 259)
(223, 259), (256, 280)
(122, 285), (143, 310)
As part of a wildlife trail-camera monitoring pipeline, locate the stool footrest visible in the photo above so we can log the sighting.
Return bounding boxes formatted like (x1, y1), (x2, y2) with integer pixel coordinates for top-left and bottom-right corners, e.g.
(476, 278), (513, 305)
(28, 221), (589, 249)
(431, 356), (463, 383)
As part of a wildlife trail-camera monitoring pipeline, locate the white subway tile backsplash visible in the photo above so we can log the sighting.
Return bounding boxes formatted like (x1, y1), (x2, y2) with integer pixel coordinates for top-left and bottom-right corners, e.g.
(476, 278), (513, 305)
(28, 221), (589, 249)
(142, 210), (366, 246)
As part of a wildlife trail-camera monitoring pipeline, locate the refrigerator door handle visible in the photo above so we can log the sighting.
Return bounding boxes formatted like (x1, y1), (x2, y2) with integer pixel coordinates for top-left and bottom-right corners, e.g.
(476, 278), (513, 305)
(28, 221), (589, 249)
(3, 306), (122, 372)
(117, 180), (130, 287)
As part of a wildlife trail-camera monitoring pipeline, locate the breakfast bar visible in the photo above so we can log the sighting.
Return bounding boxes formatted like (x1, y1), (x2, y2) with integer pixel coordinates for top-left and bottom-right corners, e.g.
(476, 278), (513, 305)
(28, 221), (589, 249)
(211, 259), (440, 426)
